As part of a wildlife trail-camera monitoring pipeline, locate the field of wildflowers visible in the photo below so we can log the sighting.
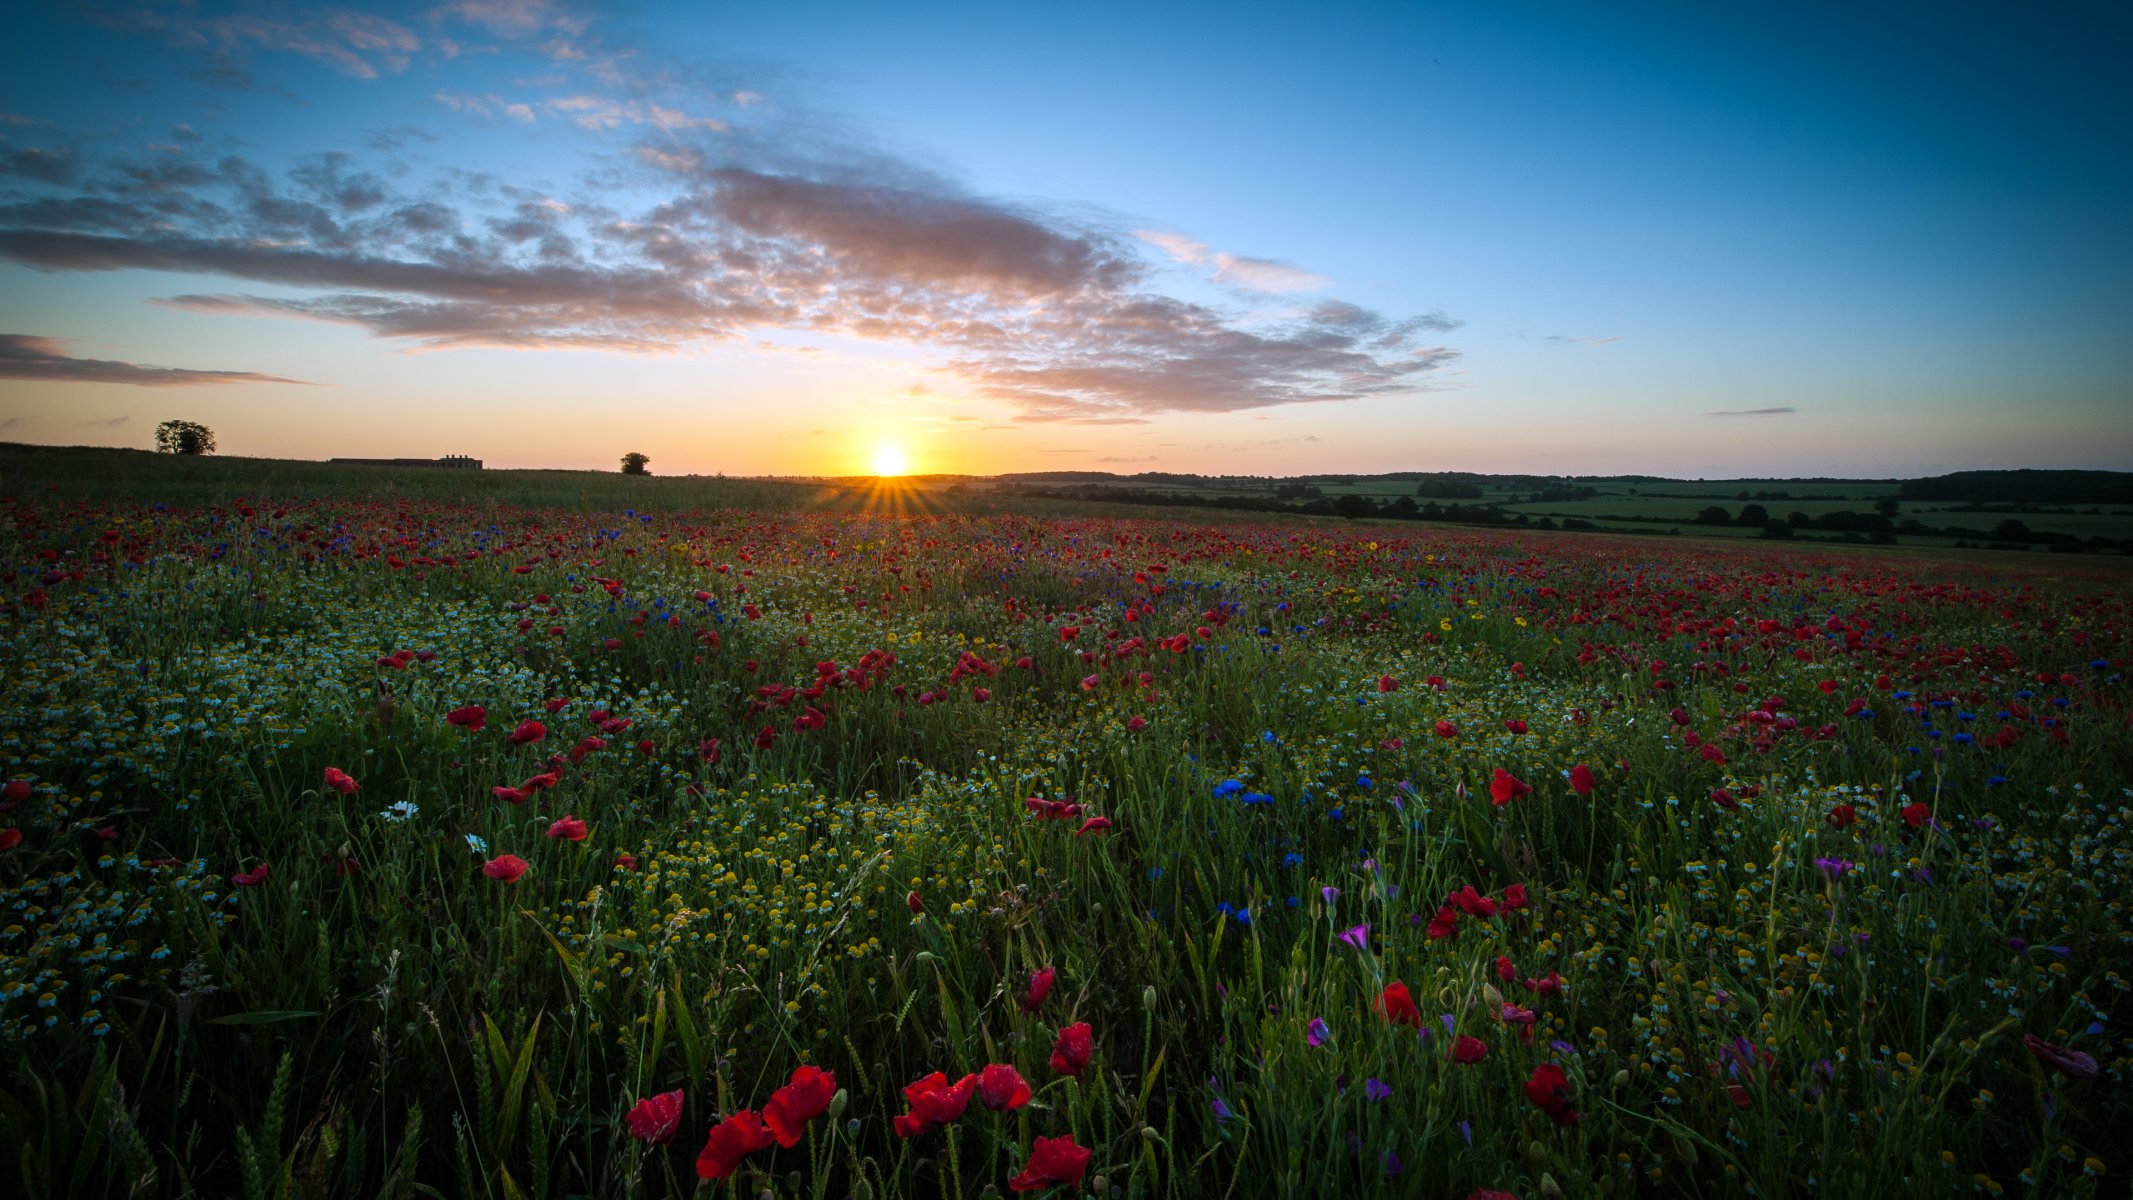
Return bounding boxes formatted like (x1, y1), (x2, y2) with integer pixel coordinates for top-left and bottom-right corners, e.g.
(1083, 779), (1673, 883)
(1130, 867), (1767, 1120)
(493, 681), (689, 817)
(0, 466), (2127, 1199)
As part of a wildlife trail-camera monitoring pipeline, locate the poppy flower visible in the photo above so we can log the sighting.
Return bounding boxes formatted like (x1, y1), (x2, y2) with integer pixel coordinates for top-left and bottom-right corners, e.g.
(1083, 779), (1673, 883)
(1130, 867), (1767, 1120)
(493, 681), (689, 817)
(893, 1072), (977, 1137)
(492, 786), (529, 804)
(1433, 720), (1458, 739)
(1450, 886), (1497, 918)
(1375, 981), (1422, 1027)
(547, 816), (588, 841)
(1502, 719), (1528, 734)
(230, 862), (270, 887)
(1523, 1063), (1579, 1125)
(323, 767), (359, 795)
(763, 1065), (836, 1148)
(482, 854), (530, 883)
(1901, 803), (1930, 828)
(614, 852), (638, 871)
(1377, 675), (1399, 693)
(755, 726), (777, 750)
(1488, 769), (1531, 805)
(1451, 1035), (1489, 1064)
(1050, 1021), (1093, 1076)
(2, 780), (29, 804)
(1074, 816), (1113, 836)
(1022, 966), (1056, 1013)
(696, 1109), (774, 1179)
(907, 890), (924, 913)
(1710, 788), (1739, 811)
(507, 719), (546, 745)
(1568, 764), (1595, 795)
(1496, 955), (1516, 982)
(1500, 883), (1529, 910)
(1826, 804), (1858, 828)
(521, 772), (560, 793)
(1009, 1134), (1091, 1193)
(2022, 1034), (2099, 1079)
(626, 1089), (684, 1145)
(977, 1063), (1031, 1111)
(1426, 905), (1459, 940)
(445, 705), (488, 732)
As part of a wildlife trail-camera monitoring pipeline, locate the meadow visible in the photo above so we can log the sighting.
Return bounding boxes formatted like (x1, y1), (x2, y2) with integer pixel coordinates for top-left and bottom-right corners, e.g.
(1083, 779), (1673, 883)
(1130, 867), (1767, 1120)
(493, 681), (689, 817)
(1, 449), (2128, 1199)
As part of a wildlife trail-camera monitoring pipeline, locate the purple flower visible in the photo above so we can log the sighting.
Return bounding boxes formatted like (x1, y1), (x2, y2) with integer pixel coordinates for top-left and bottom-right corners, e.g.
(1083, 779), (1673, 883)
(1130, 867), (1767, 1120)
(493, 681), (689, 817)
(1365, 1078), (1391, 1102)
(1381, 1150), (1404, 1178)
(1337, 923), (1371, 950)
(1814, 856), (1854, 881)
(1457, 1118), (1473, 1146)
(1208, 1078), (1234, 1124)
(1322, 885), (1340, 904)
(1307, 1017), (1330, 1047)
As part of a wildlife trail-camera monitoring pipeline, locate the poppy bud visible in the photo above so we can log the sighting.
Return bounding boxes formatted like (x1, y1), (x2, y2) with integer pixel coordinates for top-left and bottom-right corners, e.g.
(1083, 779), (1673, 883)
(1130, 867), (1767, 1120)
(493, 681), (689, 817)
(829, 1089), (848, 1121)
(1540, 1173), (1565, 1199)
(1613, 1069), (1631, 1088)
(907, 890), (924, 913)
(1143, 985), (1157, 1011)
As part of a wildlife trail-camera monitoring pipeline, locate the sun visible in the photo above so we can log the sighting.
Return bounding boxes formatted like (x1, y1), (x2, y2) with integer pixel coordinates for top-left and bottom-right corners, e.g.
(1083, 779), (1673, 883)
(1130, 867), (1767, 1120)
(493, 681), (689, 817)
(871, 444), (909, 477)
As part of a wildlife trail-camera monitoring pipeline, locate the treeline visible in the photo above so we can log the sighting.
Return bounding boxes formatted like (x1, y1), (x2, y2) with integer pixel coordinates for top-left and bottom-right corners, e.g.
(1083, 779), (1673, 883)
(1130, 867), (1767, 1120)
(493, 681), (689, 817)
(996, 484), (1559, 528)
(1899, 469), (2133, 504)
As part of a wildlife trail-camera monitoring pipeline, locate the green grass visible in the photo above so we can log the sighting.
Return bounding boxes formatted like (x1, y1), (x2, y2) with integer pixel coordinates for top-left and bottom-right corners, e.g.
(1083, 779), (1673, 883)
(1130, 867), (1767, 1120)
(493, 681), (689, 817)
(0, 446), (2127, 1200)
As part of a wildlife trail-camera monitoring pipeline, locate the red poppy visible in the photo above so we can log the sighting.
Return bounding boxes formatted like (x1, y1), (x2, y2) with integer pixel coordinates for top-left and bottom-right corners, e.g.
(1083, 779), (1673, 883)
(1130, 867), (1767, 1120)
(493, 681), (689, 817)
(892, 1071), (977, 1137)
(755, 726), (777, 750)
(1901, 803), (1930, 828)
(446, 705), (488, 732)
(763, 1065), (836, 1148)
(1500, 883), (1529, 910)
(1496, 955), (1516, 982)
(1488, 769), (1531, 806)
(1074, 816), (1114, 836)
(1426, 905), (1459, 940)
(907, 890), (924, 913)
(1060, 625), (1080, 641)
(1375, 980), (1422, 1027)
(1826, 804), (1857, 828)
(1050, 1021), (1093, 1076)
(1451, 1035), (1489, 1064)
(521, 772), (560, 793)
(696, 1109), (775, 1179)
(626, 1089), (684, 1145)
(1009, 1134), (1092, 1193)
(1502, 719), (1528, 734)
(1377, 675), (1399, 693)
(230, 862), (270, 886)
(1433, 720), (1458, 739)
(2, 780), (29, 804)
(977, 1063), (1031, 1111)
(1710, 788), (1739, 811)
(2022, 1034), (2099, 1079)
(1458, 885), (1501, 917)
(492, 786), (529, 804)
(323, 767), (359, 795)
(482, 854), (529, 883)
(1568, 764), (1595, 795)
(507, 719), (546, 745)
(1523, 1063), (1580, 1125)
(613, 852), (638, 871)
(547, 816), (588, 841)
(972, 687), (991, 703)
(1023, 966), (1056, 1013)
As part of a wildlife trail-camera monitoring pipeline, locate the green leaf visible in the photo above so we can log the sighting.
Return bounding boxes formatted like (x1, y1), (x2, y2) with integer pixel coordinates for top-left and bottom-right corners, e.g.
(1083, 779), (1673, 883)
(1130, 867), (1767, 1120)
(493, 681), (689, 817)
(208, 1010), (323, 1026)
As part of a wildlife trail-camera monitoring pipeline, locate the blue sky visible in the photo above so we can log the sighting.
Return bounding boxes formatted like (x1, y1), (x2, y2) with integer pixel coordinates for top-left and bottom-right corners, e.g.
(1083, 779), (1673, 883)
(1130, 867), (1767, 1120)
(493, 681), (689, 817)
(1, 0), (2126, 477)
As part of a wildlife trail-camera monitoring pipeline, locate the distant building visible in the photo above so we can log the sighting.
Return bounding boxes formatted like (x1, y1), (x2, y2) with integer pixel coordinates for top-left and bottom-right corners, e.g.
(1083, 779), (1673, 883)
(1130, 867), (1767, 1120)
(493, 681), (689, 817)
(331, 455), (484, 470)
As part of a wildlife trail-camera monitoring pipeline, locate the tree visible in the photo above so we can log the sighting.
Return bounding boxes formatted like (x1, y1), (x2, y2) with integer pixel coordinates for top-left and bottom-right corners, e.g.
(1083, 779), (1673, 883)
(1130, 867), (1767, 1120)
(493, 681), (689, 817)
(1873, 496), (1901, 519)
(154, 420), (217, 456)
(1736, 504), (1770, 527)
(620, 452), (651, 476)
(1695, 505), (1733, 526)
(1332, 494), (1377, 521)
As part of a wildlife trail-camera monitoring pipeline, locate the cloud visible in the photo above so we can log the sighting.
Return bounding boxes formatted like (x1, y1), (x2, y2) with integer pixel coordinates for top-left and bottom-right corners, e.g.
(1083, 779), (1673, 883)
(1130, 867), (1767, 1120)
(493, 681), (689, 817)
(90, 5), (424, 81)
(1212, 253), (1329, 293)
(1705, 406), (1797, 418)
(0, 334), (313, 386)
(1543, 334), (1622, 346)
(77, 413), (132, 427)
(0, 109), (1458, 420)
(1139, 230), (1332, 292)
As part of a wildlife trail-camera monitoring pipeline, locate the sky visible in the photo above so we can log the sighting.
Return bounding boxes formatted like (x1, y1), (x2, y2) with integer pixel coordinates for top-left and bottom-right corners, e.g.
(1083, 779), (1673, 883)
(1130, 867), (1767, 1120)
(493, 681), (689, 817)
(0, 0), (2128, 479)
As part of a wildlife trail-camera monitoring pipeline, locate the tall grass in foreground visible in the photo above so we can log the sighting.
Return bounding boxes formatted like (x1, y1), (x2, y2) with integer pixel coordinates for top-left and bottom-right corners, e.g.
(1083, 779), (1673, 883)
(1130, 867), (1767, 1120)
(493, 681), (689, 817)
(0, 464), (2126, 1198)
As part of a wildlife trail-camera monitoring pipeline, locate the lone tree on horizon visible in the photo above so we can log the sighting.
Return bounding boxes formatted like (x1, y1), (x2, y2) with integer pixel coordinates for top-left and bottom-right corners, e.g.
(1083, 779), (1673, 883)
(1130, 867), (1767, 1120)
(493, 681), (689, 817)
(154, 420), (216, 456)
(620, 451), (651, 476)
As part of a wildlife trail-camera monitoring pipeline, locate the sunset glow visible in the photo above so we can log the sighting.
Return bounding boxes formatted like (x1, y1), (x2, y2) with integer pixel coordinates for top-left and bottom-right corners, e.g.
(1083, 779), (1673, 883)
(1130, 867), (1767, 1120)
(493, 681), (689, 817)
(0, 3), (2125, 475)
(872, 444), (910, 478)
